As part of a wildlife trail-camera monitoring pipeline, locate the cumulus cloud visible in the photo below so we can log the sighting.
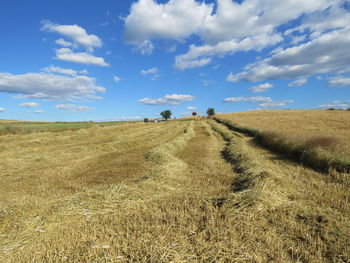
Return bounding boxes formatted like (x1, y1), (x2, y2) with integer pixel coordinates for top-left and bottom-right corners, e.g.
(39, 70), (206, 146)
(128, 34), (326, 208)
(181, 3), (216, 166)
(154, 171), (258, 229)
(186, 106), (197, 110)
(229, 27), (350, 82)
(285, 3), (350, 39)
(318, 100), (350, 109)
(79, 69), (88, 74)
(223, 96), (273, 103)
(124, 0), (333, 69)
(125, 0), (329, 45)
(249, 83), (273, 93)
(0, 107), (5, 112)
(141, 67), (158, 75)
(0, 72), (105, 101)
(175, 33), (282, 70)
(41, 20), (102, 51)
(55, 48), (109, 66)
(20, 102), (38, 108)
(133, 40), (154, 55)
(224, 96), (293, 109)
(327, 76), (350, 86)
(175, 58), (212, 70)
(55, 38), (74, 47)
(55, 104), (95, 112)
(140, 67), (160, 79)
(42, 65), (77, 76)
(288, 78), (308, 87)
(258, 100), (294, 109)
(124, 0), (213, 44)
(114, 76), (121, 82)
(138, 94), (194, 105)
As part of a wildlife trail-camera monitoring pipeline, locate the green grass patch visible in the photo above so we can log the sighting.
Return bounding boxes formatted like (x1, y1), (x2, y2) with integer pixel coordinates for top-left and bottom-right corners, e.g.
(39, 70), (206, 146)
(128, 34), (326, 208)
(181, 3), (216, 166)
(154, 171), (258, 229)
(0, 121), (138, 135)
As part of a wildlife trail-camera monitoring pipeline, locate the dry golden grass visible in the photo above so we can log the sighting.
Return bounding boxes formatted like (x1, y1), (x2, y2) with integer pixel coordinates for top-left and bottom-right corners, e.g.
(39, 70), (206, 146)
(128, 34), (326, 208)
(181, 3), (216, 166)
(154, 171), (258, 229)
(209, 119), (350, 262)
(216, 110), (350, 157)
(1, 118), (349, 262)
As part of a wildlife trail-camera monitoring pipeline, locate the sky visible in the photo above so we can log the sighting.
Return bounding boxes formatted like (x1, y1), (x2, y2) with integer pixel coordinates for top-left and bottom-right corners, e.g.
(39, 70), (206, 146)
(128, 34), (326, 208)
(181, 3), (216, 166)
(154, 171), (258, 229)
(0, 0), (349, 121)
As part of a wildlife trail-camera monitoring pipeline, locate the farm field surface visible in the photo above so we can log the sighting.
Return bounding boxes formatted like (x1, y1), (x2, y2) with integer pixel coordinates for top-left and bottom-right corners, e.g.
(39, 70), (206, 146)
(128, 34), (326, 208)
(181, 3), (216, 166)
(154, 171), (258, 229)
(0, 113), (349, 262)
(0, 120), (132, 135)
(216, 110), (350, 157)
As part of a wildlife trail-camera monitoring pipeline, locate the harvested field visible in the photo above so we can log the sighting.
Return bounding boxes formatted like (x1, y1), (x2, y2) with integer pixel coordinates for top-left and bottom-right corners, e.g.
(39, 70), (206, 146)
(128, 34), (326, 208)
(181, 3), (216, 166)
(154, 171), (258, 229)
(0, 116), (349, 262)
(216, 110), (350, 157)
(216, 110), (350, 172)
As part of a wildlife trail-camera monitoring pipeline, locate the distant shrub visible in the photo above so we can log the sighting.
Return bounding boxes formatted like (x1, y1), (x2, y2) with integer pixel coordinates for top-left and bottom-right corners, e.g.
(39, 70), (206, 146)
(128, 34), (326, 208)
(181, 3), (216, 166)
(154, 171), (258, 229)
(327, 108), (335, 110)
(207, 108), (215, 117)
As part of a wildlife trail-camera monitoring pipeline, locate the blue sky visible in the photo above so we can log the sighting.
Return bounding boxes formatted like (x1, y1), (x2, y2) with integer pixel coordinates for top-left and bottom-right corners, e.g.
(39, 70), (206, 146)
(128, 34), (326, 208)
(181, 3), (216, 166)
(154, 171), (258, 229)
(0, 0), (349, 121)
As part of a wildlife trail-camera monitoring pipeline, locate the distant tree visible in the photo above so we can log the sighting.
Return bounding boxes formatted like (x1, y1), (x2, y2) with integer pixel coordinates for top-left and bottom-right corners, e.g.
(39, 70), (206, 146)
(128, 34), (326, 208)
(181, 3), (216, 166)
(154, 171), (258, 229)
(347, 108), (350, 111)
(144, 118), (149, 123)
(207, 108), (215, 117)
(160, 110), (172, 120)
(192, 112), (197, 116)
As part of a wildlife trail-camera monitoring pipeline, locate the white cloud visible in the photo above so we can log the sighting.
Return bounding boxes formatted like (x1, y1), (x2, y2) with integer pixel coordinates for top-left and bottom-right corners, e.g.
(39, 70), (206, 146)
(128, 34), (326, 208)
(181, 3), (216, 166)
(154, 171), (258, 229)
(258, 100), (293, 109)
(0, 107), (5, 112)
(42, 65), (77, 76)
(285, 3), (350, 39)
(249, 83), (273, 93)
(124, 0), (332, 69)
(140, 67), (160, 80)
(141, 67), (158, 75)
(79, 69), (88, 74)
(41, 20), (102, 51)
(114, 76), (121, 82)
(175, 58), (212, 70)
(175, 33), (282, 70)
(318, 100), (350, 110)
(125, 0), (330, 45)
(55, 104), (95, 112)
(55, 38), (74, 47)
(224, 96), (273, 103)
(138, 94), (194, 105)
(124, 0), (213, 44)
(229, 27), (350, 82)
(55, 48), (109, 67)
(30, 110), (43, 114)
(186, 106), (197, 110)
(327, 76), (350, 86)
(288, 78), (308, 87)
(0, 72), (105, 101)
(133, 40), (154, 55)
(20, 102), (38, 108)
(199, 0), (330, 45)
(223, 96), (293, 109)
